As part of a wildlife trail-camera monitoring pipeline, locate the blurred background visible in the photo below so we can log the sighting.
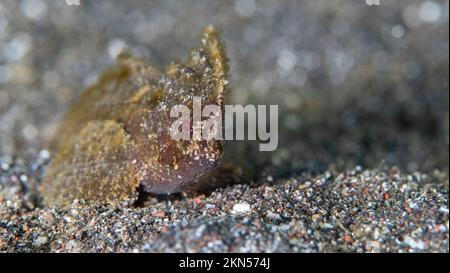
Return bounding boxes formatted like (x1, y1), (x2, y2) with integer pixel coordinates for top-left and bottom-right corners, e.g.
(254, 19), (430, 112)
(0, 0), (448, 179)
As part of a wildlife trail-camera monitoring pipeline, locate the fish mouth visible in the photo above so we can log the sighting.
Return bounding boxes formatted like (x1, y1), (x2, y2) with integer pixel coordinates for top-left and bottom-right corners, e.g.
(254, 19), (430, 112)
(140, 151), (224, 195)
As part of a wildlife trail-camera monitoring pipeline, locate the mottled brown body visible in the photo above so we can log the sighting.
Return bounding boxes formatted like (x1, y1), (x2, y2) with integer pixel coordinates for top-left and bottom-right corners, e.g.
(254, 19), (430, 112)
(41, 26), (229, 207)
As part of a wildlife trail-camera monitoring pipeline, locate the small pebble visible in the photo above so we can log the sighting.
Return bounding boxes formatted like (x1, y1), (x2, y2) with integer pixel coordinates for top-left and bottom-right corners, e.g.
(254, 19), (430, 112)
(232, 203), (251, 214)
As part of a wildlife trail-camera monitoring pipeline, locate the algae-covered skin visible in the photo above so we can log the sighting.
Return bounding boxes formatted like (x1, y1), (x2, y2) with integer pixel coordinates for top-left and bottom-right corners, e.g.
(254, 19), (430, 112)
(41, 26), (229, 207)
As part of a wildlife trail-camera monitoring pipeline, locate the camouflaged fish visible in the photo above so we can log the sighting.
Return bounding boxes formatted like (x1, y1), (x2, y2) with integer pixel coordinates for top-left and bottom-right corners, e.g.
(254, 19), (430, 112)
(41, 26), (229, 207)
